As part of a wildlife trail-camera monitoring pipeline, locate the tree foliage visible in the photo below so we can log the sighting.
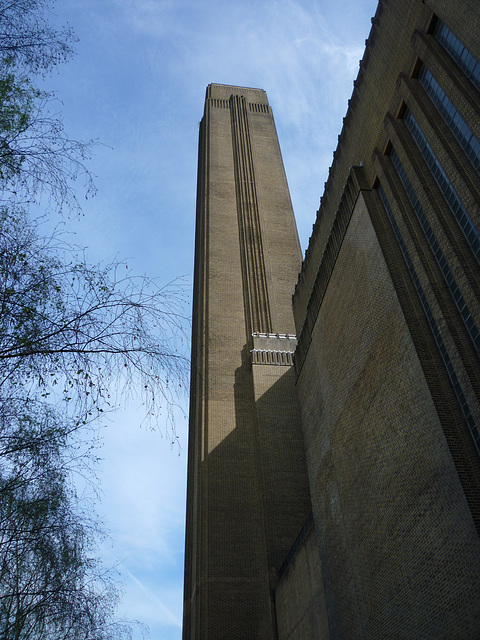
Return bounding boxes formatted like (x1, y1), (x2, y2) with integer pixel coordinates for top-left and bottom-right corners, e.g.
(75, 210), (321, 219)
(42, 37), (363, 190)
(0, 386), (145, 639)
(0, 0), (95, 210)
(0, 1), (188, 638)
(0, 208), (187, 422)
(0, 0), (76, 74)
(0, 71), (95, 210)
(0, 209), (182, 638)
(0, 404), (114, 639)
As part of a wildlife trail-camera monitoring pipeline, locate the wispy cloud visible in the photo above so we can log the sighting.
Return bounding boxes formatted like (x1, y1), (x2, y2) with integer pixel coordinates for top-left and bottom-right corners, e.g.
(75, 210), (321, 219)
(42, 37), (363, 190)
(118, 560), (183, 628)
(110, 0), (369, 244)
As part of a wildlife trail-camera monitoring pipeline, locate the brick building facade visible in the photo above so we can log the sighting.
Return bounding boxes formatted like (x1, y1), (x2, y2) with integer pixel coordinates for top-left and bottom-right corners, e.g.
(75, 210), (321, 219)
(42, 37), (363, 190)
(183, 1), (480, 638)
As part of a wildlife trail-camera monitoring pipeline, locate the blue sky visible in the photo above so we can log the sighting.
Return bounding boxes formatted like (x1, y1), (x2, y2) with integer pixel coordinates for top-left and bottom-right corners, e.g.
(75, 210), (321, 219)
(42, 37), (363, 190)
(39, 0), (378, 638)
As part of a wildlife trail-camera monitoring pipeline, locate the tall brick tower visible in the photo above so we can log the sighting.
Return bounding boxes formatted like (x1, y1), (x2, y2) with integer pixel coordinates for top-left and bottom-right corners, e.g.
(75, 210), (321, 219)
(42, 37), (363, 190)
(182, 84), (311, 639)
(183, 1), (480, 637)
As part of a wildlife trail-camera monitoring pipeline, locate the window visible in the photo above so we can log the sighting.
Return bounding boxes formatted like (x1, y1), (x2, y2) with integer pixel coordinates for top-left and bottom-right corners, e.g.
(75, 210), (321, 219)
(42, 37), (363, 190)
(419, 67), (480, 172)
(403, 109), (480, 262)
(379, 184), (479, 454)
(434, 20), (480, 92)
(390, 146), (480, 352)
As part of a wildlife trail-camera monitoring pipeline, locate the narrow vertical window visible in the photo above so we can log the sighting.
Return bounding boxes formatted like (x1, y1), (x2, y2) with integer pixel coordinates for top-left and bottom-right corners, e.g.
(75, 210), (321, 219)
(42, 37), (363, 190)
(434, 20), (480, 92)
(419, 66), (480, 172)
(403, 109), (480, 261)
(390, 146), (480, 351)
(379, 184), (479, 454)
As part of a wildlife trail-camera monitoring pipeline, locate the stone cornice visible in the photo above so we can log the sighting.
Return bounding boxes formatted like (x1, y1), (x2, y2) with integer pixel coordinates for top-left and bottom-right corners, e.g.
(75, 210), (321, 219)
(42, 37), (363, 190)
(251, 332), (297, 366)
